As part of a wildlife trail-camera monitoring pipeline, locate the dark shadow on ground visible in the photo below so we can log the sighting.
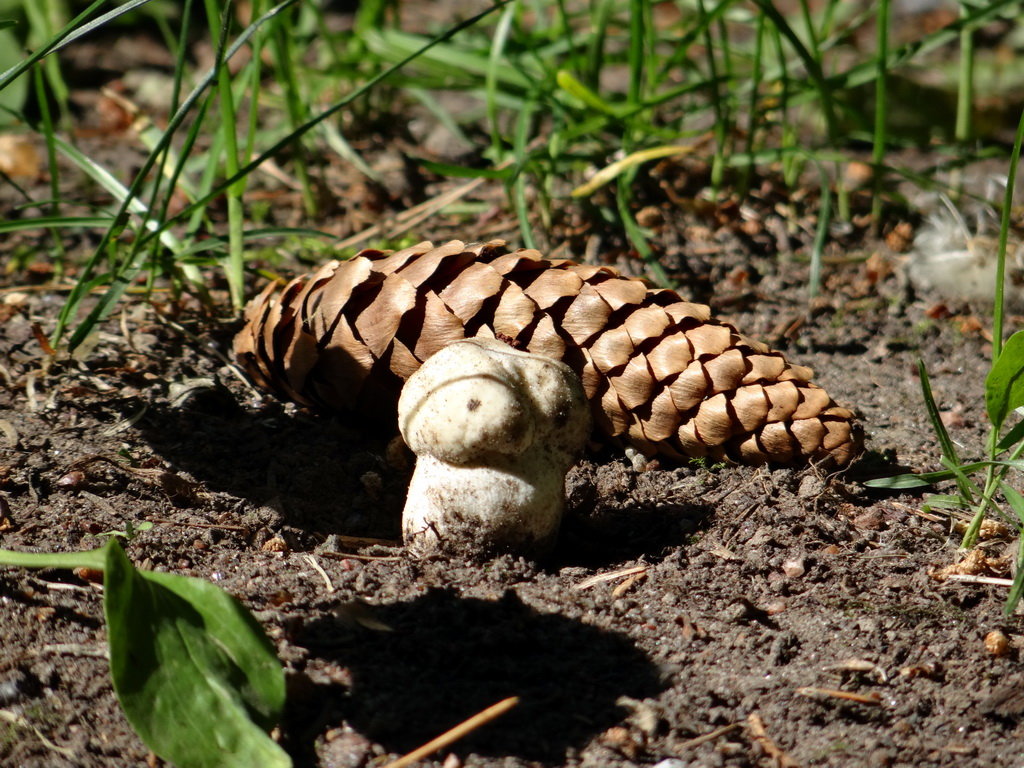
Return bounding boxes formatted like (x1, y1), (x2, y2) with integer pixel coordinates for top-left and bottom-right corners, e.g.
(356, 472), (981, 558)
(288, 588), (665, 764)
(135, 392), (714, 559)
(132, 389), (408, 538)
(556, 457), (714, 566)
(556, 501), (712, 567)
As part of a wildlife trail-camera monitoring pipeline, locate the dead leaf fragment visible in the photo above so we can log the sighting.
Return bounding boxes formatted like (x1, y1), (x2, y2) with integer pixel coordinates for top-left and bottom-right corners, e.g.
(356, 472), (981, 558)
(885, 223), (914, 253)
(898, 661), (943, 680)
(333, 600), (394, 632)
(843, 160), (874, 190)
(598, 725), (641, 759)
(824, 658), (888, 683)
(0, 134), (42, 180)
(932, 550), (1010, 581)
(985, 630), (1011, 657)
(73, 567), (104, 585)
(261, 536), (289, 553)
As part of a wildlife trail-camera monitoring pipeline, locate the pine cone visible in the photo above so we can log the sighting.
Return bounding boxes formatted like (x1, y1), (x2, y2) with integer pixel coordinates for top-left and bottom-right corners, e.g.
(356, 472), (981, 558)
(235, 240), (862, 466)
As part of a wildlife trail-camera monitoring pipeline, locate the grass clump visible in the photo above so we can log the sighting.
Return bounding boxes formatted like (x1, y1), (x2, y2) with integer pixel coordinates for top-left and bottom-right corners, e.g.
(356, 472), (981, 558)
(869, 106), (1024, 616)
(2, 0), (1022, 346)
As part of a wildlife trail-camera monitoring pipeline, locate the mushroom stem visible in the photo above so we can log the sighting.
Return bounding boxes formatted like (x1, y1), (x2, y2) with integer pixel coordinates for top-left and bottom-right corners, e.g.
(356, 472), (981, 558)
(398, 337), (590, 558)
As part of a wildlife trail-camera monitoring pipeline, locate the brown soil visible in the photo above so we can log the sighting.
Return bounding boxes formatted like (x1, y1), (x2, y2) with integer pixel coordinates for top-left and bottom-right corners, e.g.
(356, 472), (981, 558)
(4, 13), (1024, 768)
(4, 227), (1024, 768)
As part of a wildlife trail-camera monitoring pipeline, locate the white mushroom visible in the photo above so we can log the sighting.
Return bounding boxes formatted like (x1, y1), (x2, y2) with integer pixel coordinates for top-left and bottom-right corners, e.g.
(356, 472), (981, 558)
(397, 337), (591, 558)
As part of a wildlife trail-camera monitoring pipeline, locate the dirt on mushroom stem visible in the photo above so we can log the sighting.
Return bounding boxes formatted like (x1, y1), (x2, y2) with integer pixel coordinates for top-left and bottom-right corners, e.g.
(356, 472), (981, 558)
(398, 338), (591, 559)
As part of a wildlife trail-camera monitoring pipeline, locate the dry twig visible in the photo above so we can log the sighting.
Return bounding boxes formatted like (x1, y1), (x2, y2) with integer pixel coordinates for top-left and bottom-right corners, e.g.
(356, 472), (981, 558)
(676, 722), (742, 751)
(303, 554), (334, 593)
(574, 565), (649, 591)
(945, 574), (1015, 587)
(747, 713), (800, 768)
(0, 709), (75, 758)
(381, 696), (519, 768)
(795, 687), (885, 706)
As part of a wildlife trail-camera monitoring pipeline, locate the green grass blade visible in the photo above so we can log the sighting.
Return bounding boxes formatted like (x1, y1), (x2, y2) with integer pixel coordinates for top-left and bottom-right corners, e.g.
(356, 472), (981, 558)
(991, 107), (1024, 360)
(1006, 539), (1024, 616)
(918, 360), (965, 472)
(418, 160), (514, 180)
(585, 0), (615, 89)
(510, 97), (537, 249)
(556, 70), (621, 116)
(58, 0), (303, 348)
(0, 546), (106, 571)
(486, 2), (517, 155)
(0, 216), (115, 233)
(752, 0), (838, 142)
(870, 0), (889, 231)
(808, 163), (831, 298)
(0, 0), (106, 91)
(52, 136), (182, 250)
(134, 3), (510, 264)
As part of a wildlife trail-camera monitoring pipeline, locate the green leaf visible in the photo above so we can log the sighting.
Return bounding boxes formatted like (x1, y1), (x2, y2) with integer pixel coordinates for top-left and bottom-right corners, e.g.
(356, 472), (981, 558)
(0, 215), (116, 234)
(555, 70), (620, 116)
(0, 542), (289, 768)
(1006, 536), (1024, 616)
(0, 546), (107, 571)
(865, 459), (1024, 490)
(920, 494), (971, 511)
(103, 542), (289, 768)
(997, 417), (1024, 454)
(0, 28), (28, 125)
(1000, 482), (1024, 527)
(864, 473), (936, 490)
(917, 361), (961, 467)
(986, 330), (1024, 432)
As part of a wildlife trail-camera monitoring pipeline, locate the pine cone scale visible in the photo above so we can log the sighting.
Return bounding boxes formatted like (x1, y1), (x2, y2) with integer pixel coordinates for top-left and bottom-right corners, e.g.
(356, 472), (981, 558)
(235, 240), (862, 466)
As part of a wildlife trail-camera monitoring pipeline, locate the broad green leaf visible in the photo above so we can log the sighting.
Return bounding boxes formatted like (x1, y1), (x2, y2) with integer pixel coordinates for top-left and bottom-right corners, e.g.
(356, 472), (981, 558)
(103, 542), (289, 768)
(986, 330), (1024, 431)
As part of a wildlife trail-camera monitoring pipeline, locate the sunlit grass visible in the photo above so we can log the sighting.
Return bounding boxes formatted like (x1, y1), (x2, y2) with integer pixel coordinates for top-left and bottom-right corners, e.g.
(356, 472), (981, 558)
(0, 0), (1020, 346)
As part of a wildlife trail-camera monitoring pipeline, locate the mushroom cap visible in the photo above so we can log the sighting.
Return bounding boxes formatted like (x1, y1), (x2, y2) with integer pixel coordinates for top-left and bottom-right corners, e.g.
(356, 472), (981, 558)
(398, 337), (590, 468)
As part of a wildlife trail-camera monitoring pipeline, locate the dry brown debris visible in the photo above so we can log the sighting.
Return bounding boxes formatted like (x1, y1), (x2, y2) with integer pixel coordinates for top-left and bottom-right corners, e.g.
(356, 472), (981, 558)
(235, 240), (861, 466)
(931, 549), (1011, 581)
